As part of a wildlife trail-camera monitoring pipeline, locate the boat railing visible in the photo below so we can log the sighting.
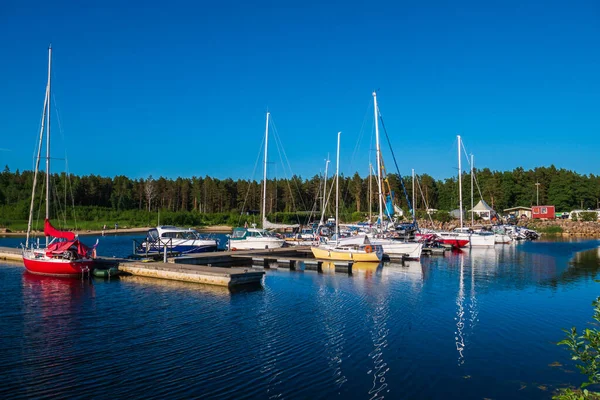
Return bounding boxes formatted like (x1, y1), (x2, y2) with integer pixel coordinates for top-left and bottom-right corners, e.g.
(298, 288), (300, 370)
(132, 237), (180, 259)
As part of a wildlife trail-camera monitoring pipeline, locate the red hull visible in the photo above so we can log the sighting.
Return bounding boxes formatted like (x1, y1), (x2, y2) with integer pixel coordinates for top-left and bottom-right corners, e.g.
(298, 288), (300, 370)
(438, 238), (470, 249)
(23, 257), (94, 277)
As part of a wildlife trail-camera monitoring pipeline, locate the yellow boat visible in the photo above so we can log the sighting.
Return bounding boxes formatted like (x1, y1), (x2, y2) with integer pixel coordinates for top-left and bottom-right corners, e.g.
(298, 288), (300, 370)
(311, 236), (382, 262)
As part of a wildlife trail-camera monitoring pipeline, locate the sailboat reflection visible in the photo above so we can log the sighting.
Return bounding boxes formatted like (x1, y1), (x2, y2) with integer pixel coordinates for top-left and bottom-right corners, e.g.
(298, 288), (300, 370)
(352, 262), (382, 279)
(455, 255), (466, 365)
(454, 251), (482, 366)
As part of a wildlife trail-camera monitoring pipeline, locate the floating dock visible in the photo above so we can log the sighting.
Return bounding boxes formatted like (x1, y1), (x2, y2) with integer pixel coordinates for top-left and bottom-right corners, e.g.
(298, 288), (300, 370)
(0, 247), (23, 262)
(1, 243), (443, 287)
(0, 246), (264, 288)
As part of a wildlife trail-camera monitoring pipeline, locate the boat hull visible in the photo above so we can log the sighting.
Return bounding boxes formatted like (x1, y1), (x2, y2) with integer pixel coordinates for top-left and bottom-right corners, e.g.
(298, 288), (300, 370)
(23, 255), (94, 277)
(370, 240), (423, 260)
(438, 238), (470, 249)
(138, 243), (218, 255)
(229, 238), (285, 250)
(310, 246), (381, 262)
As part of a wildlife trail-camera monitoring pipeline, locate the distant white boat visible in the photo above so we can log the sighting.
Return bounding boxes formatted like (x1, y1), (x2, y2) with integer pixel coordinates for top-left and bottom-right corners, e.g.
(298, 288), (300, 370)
(368, 237), (423, 259)
(228, 227), (285, 250)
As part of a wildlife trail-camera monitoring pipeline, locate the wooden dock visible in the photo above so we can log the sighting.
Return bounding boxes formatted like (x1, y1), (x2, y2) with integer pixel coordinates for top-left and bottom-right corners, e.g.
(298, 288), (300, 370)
(0, 247), (23, 262)
(116, 260), (264, 287)
(0, 246), (264, 288)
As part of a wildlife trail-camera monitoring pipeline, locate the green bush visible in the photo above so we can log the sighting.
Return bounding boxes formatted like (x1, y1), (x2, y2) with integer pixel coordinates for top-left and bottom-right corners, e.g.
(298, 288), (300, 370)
(433, 210), (451, 223)
(555, 297), (600, 398)
(580, 212), (598, 222)
(537, 226), (564, 235)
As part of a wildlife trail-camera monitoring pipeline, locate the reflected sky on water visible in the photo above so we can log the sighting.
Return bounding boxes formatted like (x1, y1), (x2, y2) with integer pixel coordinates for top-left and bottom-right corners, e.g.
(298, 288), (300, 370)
(1, 238), (600, 399)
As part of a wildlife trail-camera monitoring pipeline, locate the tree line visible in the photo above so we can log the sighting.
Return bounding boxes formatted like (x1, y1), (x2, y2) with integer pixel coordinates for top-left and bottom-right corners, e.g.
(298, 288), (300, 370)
(1, 164), (599, 227)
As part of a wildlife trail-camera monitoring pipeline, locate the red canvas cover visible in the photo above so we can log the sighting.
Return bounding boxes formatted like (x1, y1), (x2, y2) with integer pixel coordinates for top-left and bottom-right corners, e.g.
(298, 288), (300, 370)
(45, 239), (90, 258)
(44, 219), (75, 241)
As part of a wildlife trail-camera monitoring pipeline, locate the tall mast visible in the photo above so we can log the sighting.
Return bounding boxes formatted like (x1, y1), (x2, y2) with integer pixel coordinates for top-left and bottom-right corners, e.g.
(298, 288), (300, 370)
(458, 135), (463, 228)
(26, 56), (50, 248)
(369, 163), (372, 224)
(412, 168), (415, 221)
(45, 45), (52, 244)
(335, 131), (340, 242)
(261, 111), (269, 227)
(320, 156), (330, 225)
(373, 91), (384, 228)
(470, 154), (474, 226)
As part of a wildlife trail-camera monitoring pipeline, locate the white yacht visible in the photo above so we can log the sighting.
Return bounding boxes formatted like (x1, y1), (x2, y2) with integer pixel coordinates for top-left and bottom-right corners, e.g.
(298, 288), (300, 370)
(228, 227), (285, 250)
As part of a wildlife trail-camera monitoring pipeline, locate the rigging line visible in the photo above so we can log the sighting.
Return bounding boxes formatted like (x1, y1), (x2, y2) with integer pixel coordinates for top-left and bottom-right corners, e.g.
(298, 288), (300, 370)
(321, 173), (337, 222)
(415, 172), (435, 227)
(237, 130), (266, 226)
(460, 140), (485, 201)
(377, 106), (416, 225)
(65, 160), (79, 230)
(349, 98), (374, 176)
(32, 91), (48, 171)
(270, 118), (308, 214)
(276, 140), (301, 224)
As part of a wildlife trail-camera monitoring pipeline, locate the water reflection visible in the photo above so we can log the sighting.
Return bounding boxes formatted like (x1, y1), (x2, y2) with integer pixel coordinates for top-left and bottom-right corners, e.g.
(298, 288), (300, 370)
(352, 262), (382, 279)
(367, 293), (390, 400)
(121, 275), (263, 296)
(20, 273), (96, 395)
(455, 255), (466, 366)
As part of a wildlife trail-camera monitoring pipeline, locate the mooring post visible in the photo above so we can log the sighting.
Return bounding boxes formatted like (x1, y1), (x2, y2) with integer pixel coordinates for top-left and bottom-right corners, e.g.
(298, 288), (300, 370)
(317, 261), (323, 273)
(164, 244), (167, 263)
(347, 262), (353, 275)
(290, 260), (296, 270)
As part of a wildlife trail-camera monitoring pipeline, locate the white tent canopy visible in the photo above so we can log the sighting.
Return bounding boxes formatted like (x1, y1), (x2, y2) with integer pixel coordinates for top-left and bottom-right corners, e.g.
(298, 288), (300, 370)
(468, 200), (497, 221)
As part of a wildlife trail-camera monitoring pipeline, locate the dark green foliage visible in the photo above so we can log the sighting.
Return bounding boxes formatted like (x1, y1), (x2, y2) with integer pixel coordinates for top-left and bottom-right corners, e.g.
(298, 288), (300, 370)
(581, 212), (598, 222)
(1, 165), (599, 227)
(537, 226), (564, 235)
(555, 298), (600, 399)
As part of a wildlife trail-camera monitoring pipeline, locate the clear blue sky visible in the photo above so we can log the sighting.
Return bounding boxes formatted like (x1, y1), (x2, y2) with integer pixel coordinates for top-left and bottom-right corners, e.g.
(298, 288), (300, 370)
(0, 0), (598, 182)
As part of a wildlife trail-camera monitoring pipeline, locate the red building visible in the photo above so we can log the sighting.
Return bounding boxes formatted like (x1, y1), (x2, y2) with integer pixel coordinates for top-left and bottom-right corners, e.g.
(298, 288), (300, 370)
(532, 205), (555, 219)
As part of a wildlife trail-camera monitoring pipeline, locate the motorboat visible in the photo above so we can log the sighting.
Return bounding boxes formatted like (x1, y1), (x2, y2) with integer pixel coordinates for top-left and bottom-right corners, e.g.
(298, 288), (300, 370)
(228, 227), (285, 250)
(137, 226), (218, 255)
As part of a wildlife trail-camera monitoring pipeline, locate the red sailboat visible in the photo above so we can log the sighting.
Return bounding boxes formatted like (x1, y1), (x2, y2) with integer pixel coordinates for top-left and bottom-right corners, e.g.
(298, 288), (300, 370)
(22, 46), (96, 277)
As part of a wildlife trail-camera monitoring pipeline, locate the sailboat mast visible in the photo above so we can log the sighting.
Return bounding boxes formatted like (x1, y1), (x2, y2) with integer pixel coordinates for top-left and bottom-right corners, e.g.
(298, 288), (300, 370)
(336, 132), (340, 241)
(458, 135), (463, 228)
(412, 168), (415, 221)
(369, 163), (372, 224)
(262, 111), (269, 227)
(45, 45), (52, 243)
(373, 92), (384, 228)
(471, 154), (474, 227)
(320, 156), (329, 225)
(25, 59), (50, 249)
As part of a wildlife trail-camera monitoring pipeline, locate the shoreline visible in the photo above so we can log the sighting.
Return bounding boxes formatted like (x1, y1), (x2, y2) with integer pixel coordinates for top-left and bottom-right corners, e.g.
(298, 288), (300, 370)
(0, 225), (233, 238)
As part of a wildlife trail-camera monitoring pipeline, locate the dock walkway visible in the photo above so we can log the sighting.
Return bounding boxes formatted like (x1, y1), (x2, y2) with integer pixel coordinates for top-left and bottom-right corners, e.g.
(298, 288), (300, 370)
(0, 246), (264, 288)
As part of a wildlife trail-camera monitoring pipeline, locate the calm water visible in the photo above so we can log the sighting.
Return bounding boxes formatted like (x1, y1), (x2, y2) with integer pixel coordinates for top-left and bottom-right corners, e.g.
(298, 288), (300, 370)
(1, 237), (600, 399)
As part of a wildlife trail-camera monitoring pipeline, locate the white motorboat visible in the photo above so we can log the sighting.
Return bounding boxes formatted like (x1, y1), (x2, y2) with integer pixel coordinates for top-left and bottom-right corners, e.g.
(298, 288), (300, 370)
(228, 227), (285, 250)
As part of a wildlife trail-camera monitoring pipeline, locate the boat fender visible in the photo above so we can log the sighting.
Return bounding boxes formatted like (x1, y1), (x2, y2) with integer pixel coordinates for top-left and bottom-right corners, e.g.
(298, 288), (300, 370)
(231, 248), (237, 251)
(364, 245), (373, 253)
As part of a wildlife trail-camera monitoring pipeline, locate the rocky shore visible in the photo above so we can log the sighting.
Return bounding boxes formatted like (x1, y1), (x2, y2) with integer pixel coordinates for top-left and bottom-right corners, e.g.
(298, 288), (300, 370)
(416, 218), (600, 237)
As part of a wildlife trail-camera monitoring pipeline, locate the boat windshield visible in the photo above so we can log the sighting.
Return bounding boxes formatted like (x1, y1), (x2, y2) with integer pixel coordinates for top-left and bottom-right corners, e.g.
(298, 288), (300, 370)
(231, 228), (247, 239)
(147, 229), (159, 241)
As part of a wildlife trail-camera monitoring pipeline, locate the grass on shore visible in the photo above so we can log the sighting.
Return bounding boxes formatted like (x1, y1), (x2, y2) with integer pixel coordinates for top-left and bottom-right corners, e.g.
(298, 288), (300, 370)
(535, 225), (564, 235)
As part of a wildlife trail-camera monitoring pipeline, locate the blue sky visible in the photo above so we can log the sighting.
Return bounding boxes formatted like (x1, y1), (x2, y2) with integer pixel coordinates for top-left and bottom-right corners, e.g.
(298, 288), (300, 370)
(0, 0), (598, 182)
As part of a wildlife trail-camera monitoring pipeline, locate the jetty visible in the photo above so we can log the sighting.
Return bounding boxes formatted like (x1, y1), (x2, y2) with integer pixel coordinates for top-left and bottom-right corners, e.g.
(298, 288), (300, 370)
(0, 243), (438, 287)
(0, 246), (264, 288)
